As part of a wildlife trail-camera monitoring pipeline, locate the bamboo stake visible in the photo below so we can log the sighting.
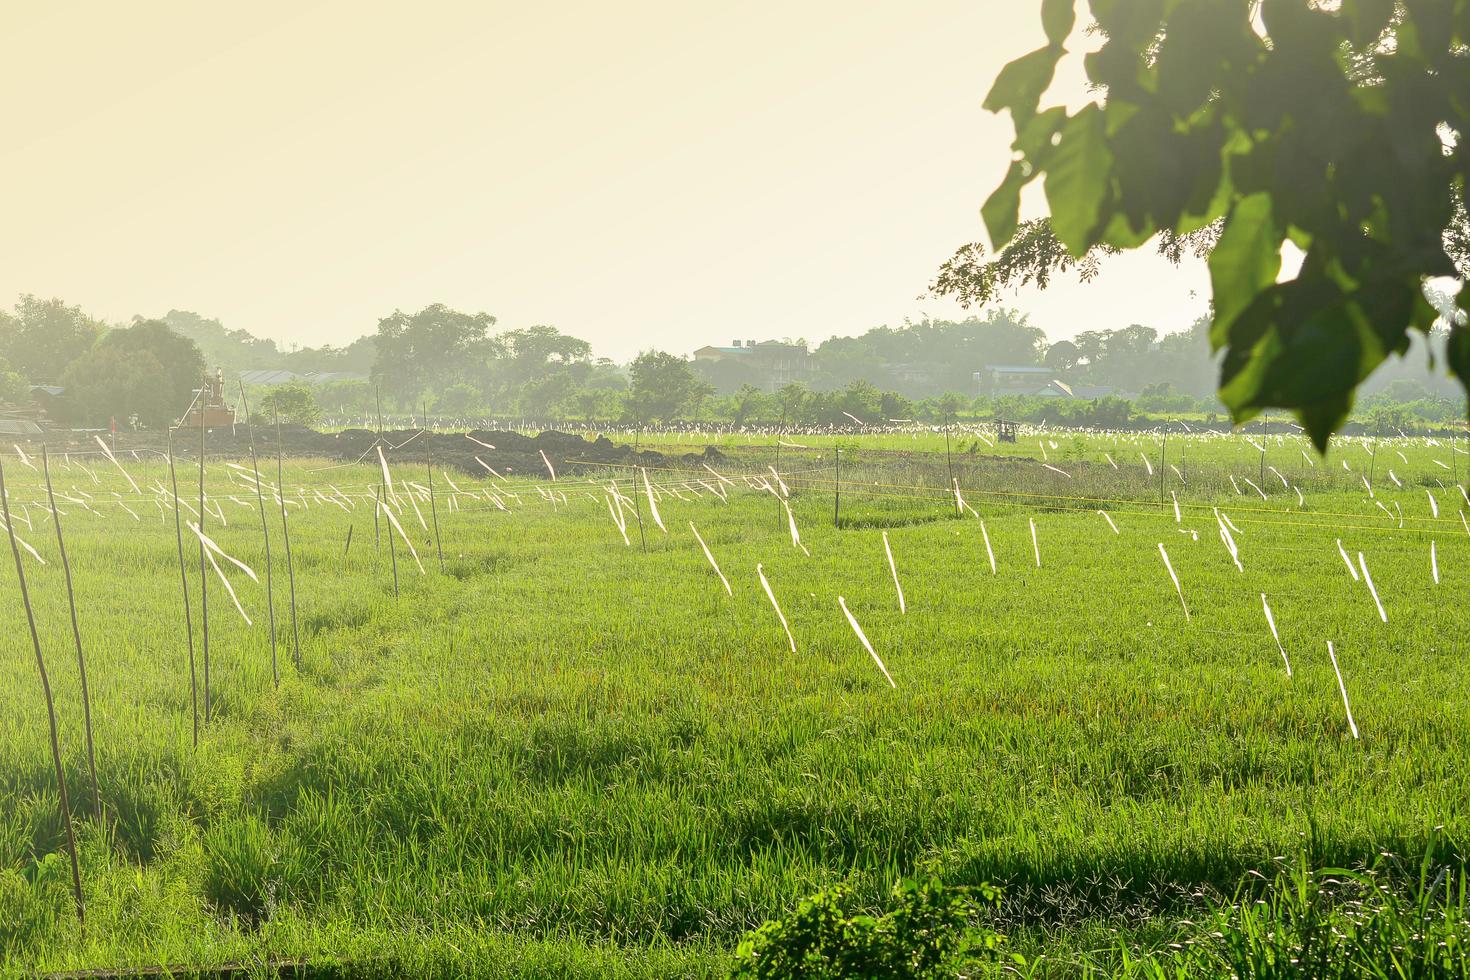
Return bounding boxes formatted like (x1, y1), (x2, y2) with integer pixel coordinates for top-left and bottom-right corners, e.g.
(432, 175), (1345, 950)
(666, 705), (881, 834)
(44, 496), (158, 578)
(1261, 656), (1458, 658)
(168, 435), (199, 747)
(426, 405), (444, 572)
(632, 427), (648, 553)
(0, 455), (84, 922)
(373, 387), (383, 550)
(275, 408), (301, 665)
(199, 393), (210, 724)
(42, 446), (101, 822)
(383, 484), (399, 597)
(238, 384), (278, 686)
(833, 444), (841, 528)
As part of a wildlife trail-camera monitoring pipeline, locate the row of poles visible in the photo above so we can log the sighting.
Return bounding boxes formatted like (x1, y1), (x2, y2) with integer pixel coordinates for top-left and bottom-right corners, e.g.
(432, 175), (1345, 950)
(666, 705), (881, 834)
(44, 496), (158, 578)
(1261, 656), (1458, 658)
(0, 385), (317, 926)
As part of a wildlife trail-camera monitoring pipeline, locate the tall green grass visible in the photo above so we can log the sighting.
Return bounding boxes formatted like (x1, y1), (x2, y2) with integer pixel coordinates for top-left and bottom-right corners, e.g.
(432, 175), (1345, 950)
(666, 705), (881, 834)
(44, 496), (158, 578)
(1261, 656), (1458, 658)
(0, 437), (1465, 975)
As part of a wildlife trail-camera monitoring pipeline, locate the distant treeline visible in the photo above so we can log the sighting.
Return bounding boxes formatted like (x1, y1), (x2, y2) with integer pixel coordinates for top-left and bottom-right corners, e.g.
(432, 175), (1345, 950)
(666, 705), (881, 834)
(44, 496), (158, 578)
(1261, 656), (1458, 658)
(0, 295), (1462, 431)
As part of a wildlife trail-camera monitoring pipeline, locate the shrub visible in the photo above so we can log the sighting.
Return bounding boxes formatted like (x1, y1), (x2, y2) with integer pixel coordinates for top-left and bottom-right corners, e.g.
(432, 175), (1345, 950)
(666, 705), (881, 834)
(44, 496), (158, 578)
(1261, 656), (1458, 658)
(730, 875), (1010, 979)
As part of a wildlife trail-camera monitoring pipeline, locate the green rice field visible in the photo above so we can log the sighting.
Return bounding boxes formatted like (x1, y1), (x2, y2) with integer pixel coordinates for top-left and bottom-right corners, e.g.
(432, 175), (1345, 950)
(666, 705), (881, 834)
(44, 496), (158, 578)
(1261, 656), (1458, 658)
(1, 428), (1468, 976)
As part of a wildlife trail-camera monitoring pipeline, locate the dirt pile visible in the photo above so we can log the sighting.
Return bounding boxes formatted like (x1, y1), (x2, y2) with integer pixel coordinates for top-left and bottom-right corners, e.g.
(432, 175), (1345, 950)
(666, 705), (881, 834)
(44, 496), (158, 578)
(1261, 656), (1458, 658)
(118, 426), (721, 477)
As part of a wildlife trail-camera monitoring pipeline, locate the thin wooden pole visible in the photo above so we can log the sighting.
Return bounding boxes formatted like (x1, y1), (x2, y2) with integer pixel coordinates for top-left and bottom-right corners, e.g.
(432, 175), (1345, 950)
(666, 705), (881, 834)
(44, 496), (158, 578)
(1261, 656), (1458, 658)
(632, 424), (647, 553)
(380, 451), (400, 598)
(199, 395), (210, 724)
(944, 419), (957, 517)
(238, 384), (278, 686)
(774, 407), (786, 529)
(373, 386), (384, 550)
(1159, 430), (1166, 503)
(833, 444), (841, 528)
(275, 409), (301, 667)
(0, 454), (84, 923)
(425, 403), (444, 572)
(1260, 419), (1268, 488)
(167, 434), (198, 748)
(42, 445), (101, 822)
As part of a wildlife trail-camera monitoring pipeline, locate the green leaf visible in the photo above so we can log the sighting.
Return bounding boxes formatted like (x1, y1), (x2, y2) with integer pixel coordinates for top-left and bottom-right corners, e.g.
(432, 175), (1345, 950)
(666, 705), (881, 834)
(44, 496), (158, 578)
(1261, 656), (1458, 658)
(1012, 105), (1067, 160)
(983, 45), (1064, 126)
(1042, 0), (1076, 45)
(1450, 291), (1470, 394)
(1296, 392), (1356, 454)
(1042, 106), (1114, 255)
(982, 161), (1029, 250)
(1342, 0), (1396, 48)
(1217, 276), (1388, 450)
(1208, 193), (1281, 347)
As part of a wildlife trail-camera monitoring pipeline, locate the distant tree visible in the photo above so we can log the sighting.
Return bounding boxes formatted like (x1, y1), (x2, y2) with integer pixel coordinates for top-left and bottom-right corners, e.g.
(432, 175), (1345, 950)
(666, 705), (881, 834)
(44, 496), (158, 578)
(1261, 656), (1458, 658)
(811, 314), (1046, 395)
(1378, 379), (1434, 404)
(1136, 383), (1201, 415)
(729, 384), (770, 426)
(316, 378), (376, 416)
(0, 356), (28, 404)
(435, 382), (480, 416)
(937, 391), (969, 421)
(372, 304), (496, 405)
(157, 310), (280, 373)
(1043, 340), (1080, 373)
(0, 295), (104, 382)
(519, 371), (581, 417)
(490, 326), (593, 412)
(572, 387), (621, 423)
(880, 390), (914, 421)
(259, 383), (322, 427)
(626, 351), (712, 422)
(60, 320), (203, 427)
(775, 382), (810, 421)
(837, 380), (883, 424)
(283, 334), (378, 375)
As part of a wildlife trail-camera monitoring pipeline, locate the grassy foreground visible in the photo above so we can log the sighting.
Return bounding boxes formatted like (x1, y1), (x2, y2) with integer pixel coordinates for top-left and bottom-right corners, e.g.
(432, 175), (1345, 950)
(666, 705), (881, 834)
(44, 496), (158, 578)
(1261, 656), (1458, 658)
(0, 432), (1467, 975)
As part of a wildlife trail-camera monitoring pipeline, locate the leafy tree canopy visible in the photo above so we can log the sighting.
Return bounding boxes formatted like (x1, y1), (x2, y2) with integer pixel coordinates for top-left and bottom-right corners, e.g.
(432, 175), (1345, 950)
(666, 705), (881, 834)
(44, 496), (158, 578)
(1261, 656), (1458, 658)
(60, 320), (204, 427)
(0, 295), (105, 382)
(627, 350), (713, 423)
(942, 0), (1470, 449)
(372, 304), (497, 403)
(258, 383), (322, 427)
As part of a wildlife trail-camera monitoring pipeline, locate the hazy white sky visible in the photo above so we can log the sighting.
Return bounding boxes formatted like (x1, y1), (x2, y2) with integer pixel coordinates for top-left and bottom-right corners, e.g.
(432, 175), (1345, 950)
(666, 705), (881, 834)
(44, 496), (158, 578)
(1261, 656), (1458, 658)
(0, 1), (1209, 362)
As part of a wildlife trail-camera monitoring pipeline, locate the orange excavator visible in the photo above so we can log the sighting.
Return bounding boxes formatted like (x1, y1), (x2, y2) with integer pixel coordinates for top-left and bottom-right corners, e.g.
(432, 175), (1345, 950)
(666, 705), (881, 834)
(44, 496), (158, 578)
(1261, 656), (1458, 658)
(178, 369), (237, 430)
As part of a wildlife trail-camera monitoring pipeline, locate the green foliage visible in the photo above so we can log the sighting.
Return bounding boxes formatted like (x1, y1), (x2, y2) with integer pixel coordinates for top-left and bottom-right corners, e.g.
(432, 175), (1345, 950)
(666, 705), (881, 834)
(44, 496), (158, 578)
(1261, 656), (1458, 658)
(317, 378), (376, 416)
(1202, 862), (1470, 979)
(1137, 383), (1206, 415)
(434, 382), (481, 416)
(627, 350), (713, 422)
(956, 1), (1470, 450)
(731, 875), (1007, 980)
(0, 295), (104, 383)
(987, 392), (1135, 428)
(59, 320), (204, 427)
(808, 314), (1045, 395)
(0, 356), (29, 404)
(157, 310), (281, 373)
(259, 383), (323, 427)
(372, 304), (497, 405)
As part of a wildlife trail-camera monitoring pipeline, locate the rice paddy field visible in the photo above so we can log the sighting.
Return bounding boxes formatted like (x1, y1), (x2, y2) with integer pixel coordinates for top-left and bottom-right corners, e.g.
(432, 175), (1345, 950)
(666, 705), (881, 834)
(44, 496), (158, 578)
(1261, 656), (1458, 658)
(1, 425), (1468, 976)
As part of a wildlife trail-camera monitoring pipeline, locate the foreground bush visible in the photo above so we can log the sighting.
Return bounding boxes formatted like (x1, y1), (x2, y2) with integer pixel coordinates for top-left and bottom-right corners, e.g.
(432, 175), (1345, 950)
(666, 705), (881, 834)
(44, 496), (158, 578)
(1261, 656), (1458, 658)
(730, 874), (1010, 979)
(732, 854), (1470, 979)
